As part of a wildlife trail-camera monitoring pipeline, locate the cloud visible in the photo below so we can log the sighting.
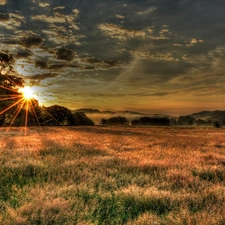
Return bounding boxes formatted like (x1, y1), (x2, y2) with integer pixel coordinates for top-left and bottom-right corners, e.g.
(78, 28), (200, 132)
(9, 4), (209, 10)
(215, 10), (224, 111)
(47, 57), (123, 72)
(188, 38), (204, 46)
(72, 9), (80, 15)
(32, 13), (66, 23)
(80, 57), (123, 70)
(20, 34), (44, 47)
(98, 23), (172, 41)
(137, 7), (156, 15)
(35, 61), (48, 69)
(42, 26), (83, 45)
(0, 0), (6, 5)
(25, 73), (58, 80)
(55, 47), (75, 61)
(31, 11), (79, 30)
(54, 6), (65, 10)
(32, 10), (80, 45)
(14, 51), (32, 59)
(49, 64), (65, 70)
(115, 14), (125, 19)
(132, 51), (179, 61)
(98, 23), (146, 40)
(0, 13), (25, 30)
(0, 12), (9, 21)
(39, 2), (50, 7)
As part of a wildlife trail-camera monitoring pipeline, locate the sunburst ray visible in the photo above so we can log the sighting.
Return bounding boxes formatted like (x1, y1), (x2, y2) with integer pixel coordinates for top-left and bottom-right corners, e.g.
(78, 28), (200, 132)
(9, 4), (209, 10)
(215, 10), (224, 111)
(0, 98), (24, 115)
(6, 99), (26, 131)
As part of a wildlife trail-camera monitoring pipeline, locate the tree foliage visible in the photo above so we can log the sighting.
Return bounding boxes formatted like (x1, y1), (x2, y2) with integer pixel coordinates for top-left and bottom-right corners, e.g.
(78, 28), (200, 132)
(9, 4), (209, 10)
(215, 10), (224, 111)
(0, 50), (24, 89)
(41, 105), (73, 126)
(0, 50), (24, 125)
(177, 116), (196, 125)
(72, 112), (95, 126)
(131, 117), (170, 126)
(100, 116), (129, 126)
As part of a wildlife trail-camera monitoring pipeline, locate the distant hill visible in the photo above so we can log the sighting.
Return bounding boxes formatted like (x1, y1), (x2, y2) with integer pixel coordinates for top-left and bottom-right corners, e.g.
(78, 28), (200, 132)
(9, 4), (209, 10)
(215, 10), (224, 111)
(190, 110), (225, 122)
(117, 110), (147, 115)
(72, 108), (115, 114)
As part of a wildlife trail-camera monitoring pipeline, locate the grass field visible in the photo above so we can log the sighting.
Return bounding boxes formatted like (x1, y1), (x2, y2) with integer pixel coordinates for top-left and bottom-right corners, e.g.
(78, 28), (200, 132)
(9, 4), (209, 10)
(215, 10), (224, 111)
(0, 126), (225, 225)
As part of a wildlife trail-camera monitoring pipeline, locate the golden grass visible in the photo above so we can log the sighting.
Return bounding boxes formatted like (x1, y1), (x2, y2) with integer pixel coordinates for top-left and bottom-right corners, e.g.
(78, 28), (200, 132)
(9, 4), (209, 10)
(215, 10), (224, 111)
(0, 126), (225, 224)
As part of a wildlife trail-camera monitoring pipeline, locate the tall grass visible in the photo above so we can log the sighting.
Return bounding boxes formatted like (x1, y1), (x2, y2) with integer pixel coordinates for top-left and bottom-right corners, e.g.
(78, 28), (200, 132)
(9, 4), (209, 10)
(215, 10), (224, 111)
(0, 126), (225, 224)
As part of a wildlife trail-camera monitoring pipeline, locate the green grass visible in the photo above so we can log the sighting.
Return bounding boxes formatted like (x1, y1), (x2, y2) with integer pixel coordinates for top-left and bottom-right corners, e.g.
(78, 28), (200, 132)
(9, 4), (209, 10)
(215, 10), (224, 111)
(0, 126), (225, 224)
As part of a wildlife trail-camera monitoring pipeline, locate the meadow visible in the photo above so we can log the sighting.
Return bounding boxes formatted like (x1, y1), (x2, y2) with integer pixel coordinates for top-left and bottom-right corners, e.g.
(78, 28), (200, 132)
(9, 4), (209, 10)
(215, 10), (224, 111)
(0, 126), (225, 225)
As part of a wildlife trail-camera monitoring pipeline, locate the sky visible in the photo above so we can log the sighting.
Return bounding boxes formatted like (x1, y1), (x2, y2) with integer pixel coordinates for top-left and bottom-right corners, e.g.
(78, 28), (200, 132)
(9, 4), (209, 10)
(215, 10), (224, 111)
(0, 0), (225, 115)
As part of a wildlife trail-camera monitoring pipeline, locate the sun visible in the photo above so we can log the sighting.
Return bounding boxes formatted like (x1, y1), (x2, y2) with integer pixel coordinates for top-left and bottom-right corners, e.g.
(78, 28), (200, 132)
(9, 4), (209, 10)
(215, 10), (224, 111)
(20, 86), (35, 100)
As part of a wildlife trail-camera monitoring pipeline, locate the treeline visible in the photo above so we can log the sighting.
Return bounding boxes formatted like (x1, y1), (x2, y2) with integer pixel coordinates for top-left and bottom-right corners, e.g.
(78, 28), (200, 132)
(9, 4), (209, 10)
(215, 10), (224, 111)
(100, 116), (172, 126)
(177, 115), (225, 127)
(0, 102), (95, 127)
(99, 115), (224, 127)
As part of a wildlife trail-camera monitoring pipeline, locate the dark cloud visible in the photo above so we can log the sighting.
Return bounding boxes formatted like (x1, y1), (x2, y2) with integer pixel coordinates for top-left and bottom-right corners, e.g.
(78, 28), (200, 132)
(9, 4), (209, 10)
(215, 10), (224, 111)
(35, 61), (48, 69)
(49, 64), (65, 70)
(56, 47), (75, 61)
(104, 60), (121, 67)
(14, 51), (32, 59)
(82, 58), (102, 64)
(20, 35), (44, 47)
(67, 64), (83, 69)
(0, 12), (9, 21)
(25, 73), (58, 80)
(81, 57), (122, 69)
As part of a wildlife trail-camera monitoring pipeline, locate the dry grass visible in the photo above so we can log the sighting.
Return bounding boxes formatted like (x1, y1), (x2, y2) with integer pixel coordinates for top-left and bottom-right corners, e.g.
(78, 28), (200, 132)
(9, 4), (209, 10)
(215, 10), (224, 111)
(0, 126), (225, 224)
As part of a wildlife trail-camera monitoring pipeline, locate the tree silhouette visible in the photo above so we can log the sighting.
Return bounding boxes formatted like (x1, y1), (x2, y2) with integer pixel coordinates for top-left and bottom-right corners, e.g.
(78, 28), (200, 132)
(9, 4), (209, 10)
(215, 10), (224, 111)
(41, 105), (73, 126)
(72, 112), (95, 126)
(131, 117), (170, 126)
(213, 121), (221, 128)
(0, 50), (24, 125)
(101, 116), (129, 126)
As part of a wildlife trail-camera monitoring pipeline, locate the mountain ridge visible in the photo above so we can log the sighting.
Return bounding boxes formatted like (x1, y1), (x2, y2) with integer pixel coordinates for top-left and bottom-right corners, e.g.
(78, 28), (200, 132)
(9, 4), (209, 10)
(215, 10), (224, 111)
(189, 110), (225, 121)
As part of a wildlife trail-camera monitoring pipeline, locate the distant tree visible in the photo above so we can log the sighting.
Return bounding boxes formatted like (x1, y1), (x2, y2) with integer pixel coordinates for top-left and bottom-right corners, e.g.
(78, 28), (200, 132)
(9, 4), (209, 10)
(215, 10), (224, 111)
(131, 119), (139, 126)
(100, 118), (107, 126)
(72, 112), (94, 126)
(213, 121), (221, 128)
(0, 50), (24, 126)
(222, 118), (225, 126)
(169, 118), (177, 126)
(206, 119), (212, 126)
(41, 105), (73, 125)
(196, 119), (208, 126)
(177, 116), (196, 125)
(131, 117), (170, 126)
(102, 116), (129, 126)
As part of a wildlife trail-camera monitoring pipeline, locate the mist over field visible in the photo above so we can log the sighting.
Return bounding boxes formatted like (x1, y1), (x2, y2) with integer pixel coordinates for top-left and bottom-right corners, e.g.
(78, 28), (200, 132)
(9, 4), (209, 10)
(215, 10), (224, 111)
(73, 108), (175, 124)
(85, 112), (147, 124)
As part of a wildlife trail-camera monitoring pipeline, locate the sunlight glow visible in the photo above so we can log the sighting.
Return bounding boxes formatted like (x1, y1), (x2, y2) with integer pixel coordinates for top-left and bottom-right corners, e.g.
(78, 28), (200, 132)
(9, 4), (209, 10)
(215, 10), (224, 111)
(20, 86), (35, 100)
(0, 81), (57, 134)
